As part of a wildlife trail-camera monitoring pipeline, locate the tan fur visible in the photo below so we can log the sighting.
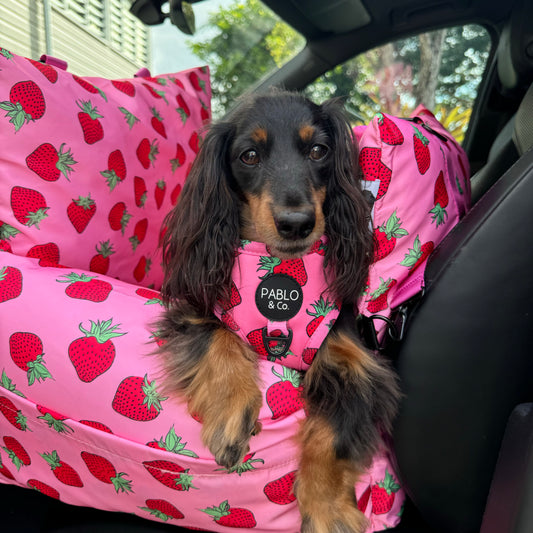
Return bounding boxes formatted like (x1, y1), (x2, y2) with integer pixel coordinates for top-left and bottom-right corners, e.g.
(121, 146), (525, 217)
(251, 126), (268, 144)
(299, 124), (316, 143)
(297, 416), (369, 533)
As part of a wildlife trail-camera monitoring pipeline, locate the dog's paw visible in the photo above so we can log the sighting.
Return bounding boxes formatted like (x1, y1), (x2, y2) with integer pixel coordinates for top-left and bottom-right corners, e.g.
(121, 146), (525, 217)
(201, 396), (262, 469)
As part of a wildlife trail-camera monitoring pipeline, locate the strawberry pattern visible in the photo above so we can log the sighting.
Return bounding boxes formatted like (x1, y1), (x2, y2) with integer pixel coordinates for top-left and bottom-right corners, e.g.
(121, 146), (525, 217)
(0, 49), (211, 290)
(355, 106), (471, 340)
(1, 49), (405, 532)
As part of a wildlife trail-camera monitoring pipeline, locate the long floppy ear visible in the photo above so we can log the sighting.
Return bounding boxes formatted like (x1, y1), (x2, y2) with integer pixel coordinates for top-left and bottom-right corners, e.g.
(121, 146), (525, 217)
(320, 98), (374, 307)
(161, 121), (240, 315)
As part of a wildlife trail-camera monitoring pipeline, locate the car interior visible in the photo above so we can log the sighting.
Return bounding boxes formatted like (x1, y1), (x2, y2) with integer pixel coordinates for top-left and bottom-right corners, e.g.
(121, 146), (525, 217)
(2, 0), (532, 531)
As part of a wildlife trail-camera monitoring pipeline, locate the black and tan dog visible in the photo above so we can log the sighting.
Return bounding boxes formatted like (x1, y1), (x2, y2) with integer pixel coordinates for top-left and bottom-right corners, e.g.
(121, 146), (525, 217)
(156, 90), (400, 532)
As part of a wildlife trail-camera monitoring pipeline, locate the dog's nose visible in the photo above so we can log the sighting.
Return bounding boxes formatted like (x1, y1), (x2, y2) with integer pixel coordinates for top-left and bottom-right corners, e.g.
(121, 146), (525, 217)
(274, 211), (315, 240)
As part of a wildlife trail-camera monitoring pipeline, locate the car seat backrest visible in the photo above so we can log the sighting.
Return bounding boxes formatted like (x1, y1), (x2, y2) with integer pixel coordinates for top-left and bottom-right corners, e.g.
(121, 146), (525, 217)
(512, 82), (533, 156)
(391, 105), (533, 531)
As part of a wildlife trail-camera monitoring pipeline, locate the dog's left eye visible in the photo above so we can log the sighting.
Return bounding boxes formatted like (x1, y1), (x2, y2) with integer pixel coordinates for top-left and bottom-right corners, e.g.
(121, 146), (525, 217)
(309, 144), (328, 161)
(240, 150), (260, 166)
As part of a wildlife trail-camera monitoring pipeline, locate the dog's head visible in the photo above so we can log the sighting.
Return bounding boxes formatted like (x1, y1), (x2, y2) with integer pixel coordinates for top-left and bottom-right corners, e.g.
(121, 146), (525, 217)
(162, 91), (373, 314)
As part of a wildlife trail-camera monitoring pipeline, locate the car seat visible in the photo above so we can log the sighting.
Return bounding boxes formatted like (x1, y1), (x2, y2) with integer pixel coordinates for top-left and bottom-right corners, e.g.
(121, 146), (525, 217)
(388, 78), (533, 532)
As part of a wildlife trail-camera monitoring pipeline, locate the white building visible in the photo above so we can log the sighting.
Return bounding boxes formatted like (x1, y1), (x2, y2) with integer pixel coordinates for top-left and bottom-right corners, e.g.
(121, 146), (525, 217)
(0, 0), (151, 78)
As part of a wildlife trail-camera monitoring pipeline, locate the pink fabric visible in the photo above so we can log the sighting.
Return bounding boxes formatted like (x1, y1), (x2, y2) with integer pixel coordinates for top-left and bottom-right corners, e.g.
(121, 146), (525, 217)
(215, 238), (340, 371)
(0, 49), (211, 289)
(355, 108), (471, 339)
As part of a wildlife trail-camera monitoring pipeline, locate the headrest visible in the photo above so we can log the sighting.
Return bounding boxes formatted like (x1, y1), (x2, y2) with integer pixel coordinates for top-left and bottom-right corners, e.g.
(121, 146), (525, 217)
(497, 0), (533, 90)
(513, 82), (533, 155)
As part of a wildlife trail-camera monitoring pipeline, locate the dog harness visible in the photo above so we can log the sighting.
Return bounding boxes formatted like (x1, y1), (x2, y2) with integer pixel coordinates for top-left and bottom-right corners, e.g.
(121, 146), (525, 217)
(215, 238), (340, 371)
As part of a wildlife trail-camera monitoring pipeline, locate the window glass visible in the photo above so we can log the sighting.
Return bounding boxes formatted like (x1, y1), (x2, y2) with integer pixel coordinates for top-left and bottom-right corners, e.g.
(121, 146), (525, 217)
(304, 25), (491, 142)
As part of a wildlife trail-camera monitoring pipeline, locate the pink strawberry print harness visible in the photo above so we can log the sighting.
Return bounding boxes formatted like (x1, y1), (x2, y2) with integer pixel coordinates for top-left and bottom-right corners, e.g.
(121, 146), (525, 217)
(215, 238), (340, 371)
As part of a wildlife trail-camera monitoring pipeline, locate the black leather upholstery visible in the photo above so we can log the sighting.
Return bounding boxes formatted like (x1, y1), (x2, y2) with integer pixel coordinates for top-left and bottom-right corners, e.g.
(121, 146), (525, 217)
(390, 148), (533, 532)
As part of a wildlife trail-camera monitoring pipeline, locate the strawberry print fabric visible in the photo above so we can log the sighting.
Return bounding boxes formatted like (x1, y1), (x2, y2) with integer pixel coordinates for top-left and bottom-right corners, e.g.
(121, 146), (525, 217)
(355, 107), (471, 339)
(215, 239), (340, 371)
(0, 48), (211, 289)
(0, 254), (404, 531)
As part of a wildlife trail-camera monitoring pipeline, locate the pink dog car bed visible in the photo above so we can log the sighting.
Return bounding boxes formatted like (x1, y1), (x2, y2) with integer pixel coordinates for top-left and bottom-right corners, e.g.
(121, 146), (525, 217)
(0, 48), (467, 532)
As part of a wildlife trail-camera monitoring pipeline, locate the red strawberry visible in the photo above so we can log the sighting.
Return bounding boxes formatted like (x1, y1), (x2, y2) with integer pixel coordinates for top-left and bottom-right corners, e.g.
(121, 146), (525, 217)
(429, 171), (449, 227)
(58, 272), (113, 302)
(305, 297), (337, 336)
(79, 420), (113, 434)
(154, 179), (166, 209)
(136, 287), (163, 305)
(136, 138), (158, 169)
(146, 426), (198, 457)
(217, 452), (264, 475)
(246, 328), (273, 358)
(11, 186), (49, 228)
(140, 499), (184, 521)
(266, 366), (305, 419)
(264, 471), (297, 504)
(81, 451), (133, 493)
(26, 58), (58, 83)
(72, 74), (98, 94)
(142, 82), (168, 103)
(111, 79), (135, 97)
(309, 239), (327, 255)
(108, 202), (132, 234)
(1, 80), (46, 130)
(359, 147), (392, 200)
(101, 149), (126, 190)
(377, 113), (404, 145)
(9, 332), (52, 385)
(77, 100), (104, 144)
(112, 374), (167, 421)
(373, 211), (408, 261)
(371, 469), (401, 514)
(67, 195), (96, 233)
(171, 142), (186, 171)
(0, 396), (28, 431)
(68, 319), (125, 382)
(27, 479), (60, 499)
(176, 94), (190, 123)
(133, 256), (151, 283)
(200, 101), (210, 123)
(400, 235), (435, 276)
(150, 107), (167, 138)
(189, 71), (206, 93)
(201, 500), (256, 528)
(218, 281), (242, 312)
(357, 485), (371, 512)
(134, 176), (148, 207)
(189, 131), (200, 154)
(26, 242), (60, 266)
(142, 459), (196, 491)
(302, 347), (317, 365)
(2, 436), (31, 470)
(129, 219), (148, 251)
(26, 142), (76, 181)
(37, 405), (73, 434)
(0, 222), (19, 251)
(0, 266), (22, 303)
(40, 450), (83, 487)
(89, 240), (115, 274)
(258, 256), (307, 286)
(171, 183), (182, 205)
(0, 459), (15, 480)
(413, 126), (431, 174)
(366, 278), (397, 313)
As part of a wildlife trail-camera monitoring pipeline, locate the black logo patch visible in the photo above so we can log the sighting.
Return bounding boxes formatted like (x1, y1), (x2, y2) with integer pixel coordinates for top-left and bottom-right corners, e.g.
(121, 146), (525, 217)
(255, 274), (303, 321)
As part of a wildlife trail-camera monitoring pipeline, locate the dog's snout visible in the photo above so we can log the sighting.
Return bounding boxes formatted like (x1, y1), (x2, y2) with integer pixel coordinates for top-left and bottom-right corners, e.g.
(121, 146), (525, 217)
(274, 210), (315, 240)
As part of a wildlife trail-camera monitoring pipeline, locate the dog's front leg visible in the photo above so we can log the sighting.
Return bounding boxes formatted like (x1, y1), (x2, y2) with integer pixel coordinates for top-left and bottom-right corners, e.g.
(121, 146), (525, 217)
(297, 329), (400, 533)
(157, 305), (262, 469)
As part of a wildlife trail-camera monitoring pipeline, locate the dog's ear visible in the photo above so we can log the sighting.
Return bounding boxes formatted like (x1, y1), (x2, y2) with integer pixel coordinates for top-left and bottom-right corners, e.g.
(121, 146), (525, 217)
(320, 99), (374, 306)
(161, 121), (240, 315)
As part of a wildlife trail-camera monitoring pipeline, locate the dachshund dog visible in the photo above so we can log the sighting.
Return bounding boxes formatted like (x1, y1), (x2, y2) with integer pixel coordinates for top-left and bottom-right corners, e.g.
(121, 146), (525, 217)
(157, 90), (401, 533)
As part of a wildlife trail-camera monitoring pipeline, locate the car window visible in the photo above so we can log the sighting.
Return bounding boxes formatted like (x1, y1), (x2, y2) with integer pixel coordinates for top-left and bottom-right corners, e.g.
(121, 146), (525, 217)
(305, 25), (491, 142)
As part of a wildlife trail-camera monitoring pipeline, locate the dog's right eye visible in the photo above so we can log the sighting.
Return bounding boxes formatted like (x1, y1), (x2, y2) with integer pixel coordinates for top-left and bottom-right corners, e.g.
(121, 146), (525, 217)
(240, 150), (260, 166)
